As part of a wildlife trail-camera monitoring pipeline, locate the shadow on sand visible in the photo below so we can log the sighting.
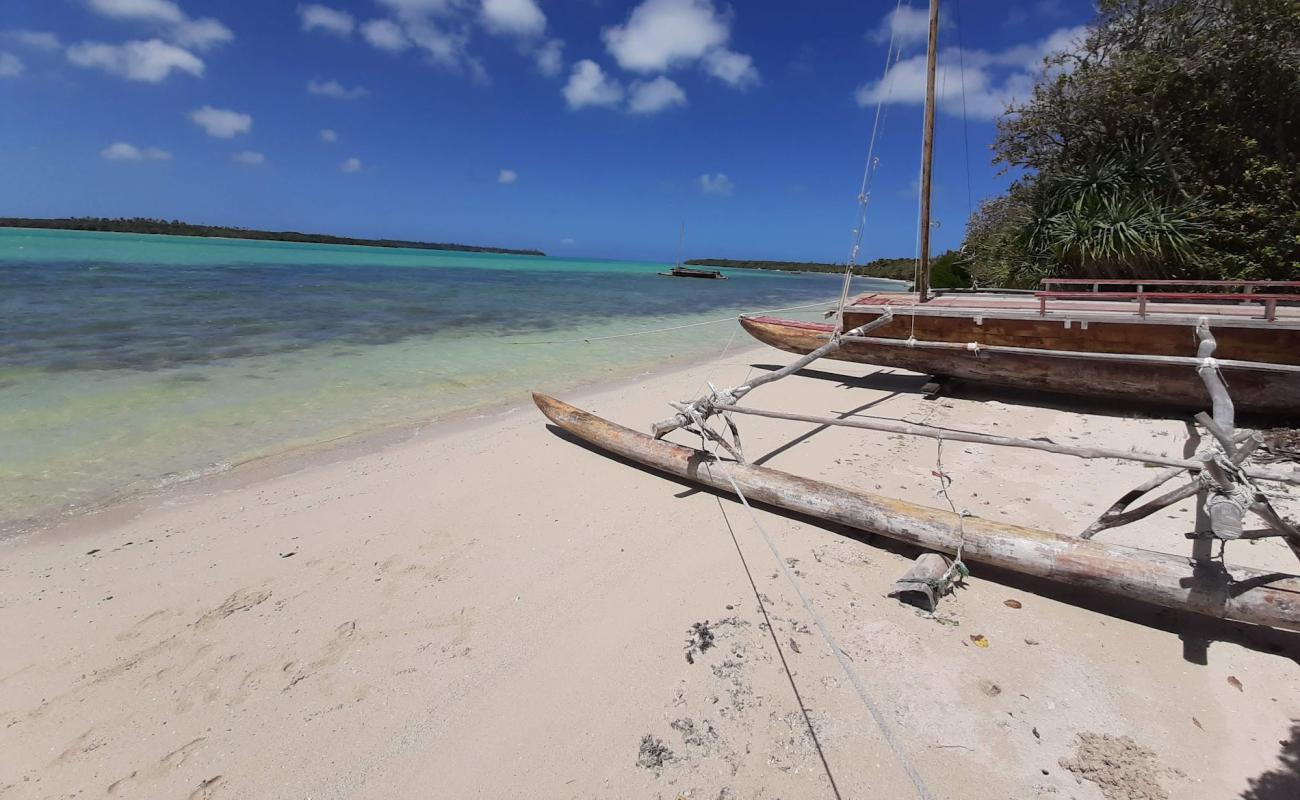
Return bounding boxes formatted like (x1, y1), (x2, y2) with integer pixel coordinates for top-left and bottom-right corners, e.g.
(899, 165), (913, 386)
(1241, 721), (1300, 799)
(542, 422), (1300, 666)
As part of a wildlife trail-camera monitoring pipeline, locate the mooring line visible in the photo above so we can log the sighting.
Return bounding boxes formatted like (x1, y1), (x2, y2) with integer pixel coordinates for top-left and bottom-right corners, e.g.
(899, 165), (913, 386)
(710, 464), (936, 800)
(711, 491), (845, 800)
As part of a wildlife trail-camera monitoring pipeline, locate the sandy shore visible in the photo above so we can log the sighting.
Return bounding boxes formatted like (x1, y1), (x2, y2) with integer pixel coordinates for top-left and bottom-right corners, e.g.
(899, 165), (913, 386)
(2, 344), (1298, 799)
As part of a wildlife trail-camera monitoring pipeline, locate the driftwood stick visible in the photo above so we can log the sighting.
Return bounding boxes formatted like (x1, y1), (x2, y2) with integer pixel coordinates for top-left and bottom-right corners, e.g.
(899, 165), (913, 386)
(1081, 466), (1185, 538)
(1081, 481), (1200, 538)
(709, 404), (1300, 485)
(650, 309), (897, 440)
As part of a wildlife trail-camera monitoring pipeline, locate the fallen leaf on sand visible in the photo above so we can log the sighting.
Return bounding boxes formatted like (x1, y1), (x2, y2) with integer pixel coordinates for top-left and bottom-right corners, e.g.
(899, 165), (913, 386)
(1004, 599), (1022, 609)
(970, 634), (989, 648)
(1192, 717), (1204, 730)
(1227, 676), (1243, 692)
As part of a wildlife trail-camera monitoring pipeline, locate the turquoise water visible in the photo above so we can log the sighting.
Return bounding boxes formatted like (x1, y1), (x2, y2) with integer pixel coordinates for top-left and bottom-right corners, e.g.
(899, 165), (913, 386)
(0, 227), (898, 530)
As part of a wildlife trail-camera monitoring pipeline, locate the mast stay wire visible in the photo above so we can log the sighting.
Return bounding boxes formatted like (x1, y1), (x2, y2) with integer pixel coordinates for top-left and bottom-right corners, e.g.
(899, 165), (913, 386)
(834, 0), (912, 333)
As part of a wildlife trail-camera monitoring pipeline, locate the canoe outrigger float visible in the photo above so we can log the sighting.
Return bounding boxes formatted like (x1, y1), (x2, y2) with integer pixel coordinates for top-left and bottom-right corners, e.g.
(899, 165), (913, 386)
(534, 393), (1300, 631)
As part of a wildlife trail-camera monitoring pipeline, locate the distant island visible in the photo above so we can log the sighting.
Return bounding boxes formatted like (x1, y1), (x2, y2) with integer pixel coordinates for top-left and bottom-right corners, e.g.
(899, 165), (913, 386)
(686, 252), (969, 287)
(0, 217), (546, 257)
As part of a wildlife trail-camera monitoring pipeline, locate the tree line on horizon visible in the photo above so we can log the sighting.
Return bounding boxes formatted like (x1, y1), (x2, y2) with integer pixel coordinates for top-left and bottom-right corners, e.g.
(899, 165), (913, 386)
(0, 217), (546, 257)
(961, 0), (1299, 287)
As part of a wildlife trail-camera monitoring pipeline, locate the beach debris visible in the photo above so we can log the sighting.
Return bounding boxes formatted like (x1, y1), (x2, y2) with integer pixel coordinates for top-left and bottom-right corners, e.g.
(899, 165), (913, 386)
(970, 634), (989, 648)
(978, 680), (1001, 697)
(1059, 733), (1173, 800)
(670, 717), (720, 753)
(636, 734), (674, 770)
(1004, 599), (1023, 609)
(1032, 726), (1041, 740)
(684, 621), (716, 664)
(279, 551), (297, 559)
(1192, 717), (1204, 730)
(788, 637), (801, 654)
(888, 552), (954, 611)
(1227, 675), (1244, 692)
(1025, 638), (1040, 646)
(86, 549), (100, 556)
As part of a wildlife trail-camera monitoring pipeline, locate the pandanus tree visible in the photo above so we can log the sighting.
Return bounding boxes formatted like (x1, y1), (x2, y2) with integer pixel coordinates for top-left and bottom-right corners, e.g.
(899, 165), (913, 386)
(962, 0), (1300, 286)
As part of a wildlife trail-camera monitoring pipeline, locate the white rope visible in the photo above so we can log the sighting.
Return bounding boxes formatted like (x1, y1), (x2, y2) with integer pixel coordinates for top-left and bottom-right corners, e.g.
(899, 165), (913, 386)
(708, 462), (935, 800)
(504, 300), (831, 345)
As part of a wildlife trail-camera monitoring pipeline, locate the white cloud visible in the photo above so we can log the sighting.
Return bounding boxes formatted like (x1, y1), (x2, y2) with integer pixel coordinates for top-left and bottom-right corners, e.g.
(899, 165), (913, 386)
(868, 6), (943, 51)
(360, 18), (410, 51)
(87, 0), (184, 24)
(298, 4), (355, 37)
(480, 0), (546, 37)
(601, 0), (759, 91)
(8, 30), (61, 51)
(855, 25), (1088, 120)
(697, 172), (733, 196)
(320, 128), (338, 142)
(533, 37), (563, 76)
(628, 76), (686, 114)
(405, 19), (469, 68)
(85, 1), (233, 53)
(307, 78), (369, 99)
(101, 141), (172, 160)
(232, 150), (265, 165)
(560, 237), (575, 245)
(67, 39), (203, 82)
(498, 168), (518, 184)
(340, 157), (362, 173)
(171, 18), (232, 51)
(562, 59), (623, 110)
(188, 105), (252, 138)
(603, 0), (728, 72)
(0, 52), (22, 77)
(702, 48), (758, 89)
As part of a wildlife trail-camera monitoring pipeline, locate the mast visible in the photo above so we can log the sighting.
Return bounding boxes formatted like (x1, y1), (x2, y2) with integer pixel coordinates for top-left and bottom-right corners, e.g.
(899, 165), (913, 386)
(675, 222), (685, 269)
(917, 0), (940, 303)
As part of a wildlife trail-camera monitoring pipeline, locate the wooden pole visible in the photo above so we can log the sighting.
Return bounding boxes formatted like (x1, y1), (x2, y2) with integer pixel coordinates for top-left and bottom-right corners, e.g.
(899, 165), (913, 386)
(650, 310), (897, 439)
(916, 0), (940, 304)
(709, 403), (1300, 485)
(534, 393), (1300, 632)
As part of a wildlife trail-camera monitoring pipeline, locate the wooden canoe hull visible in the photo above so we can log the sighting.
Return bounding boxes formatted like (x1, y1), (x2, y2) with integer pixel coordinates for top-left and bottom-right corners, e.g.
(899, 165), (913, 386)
(740, 315), (1300, 419)
(533, 392), (1300, 631)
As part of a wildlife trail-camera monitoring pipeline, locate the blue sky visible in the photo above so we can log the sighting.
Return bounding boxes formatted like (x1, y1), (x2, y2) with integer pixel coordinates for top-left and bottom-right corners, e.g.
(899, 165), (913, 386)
(0, 0), (1094, 262)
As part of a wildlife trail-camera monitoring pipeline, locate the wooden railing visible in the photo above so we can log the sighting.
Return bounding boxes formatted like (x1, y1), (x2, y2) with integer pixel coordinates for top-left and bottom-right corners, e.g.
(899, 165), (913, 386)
(1035, 279), (1300, 321)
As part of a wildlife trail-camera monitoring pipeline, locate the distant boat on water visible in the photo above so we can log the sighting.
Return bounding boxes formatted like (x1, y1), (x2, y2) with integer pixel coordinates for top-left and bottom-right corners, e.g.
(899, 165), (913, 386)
(659, 265), (727, 279)
(658, 222), (728, 279)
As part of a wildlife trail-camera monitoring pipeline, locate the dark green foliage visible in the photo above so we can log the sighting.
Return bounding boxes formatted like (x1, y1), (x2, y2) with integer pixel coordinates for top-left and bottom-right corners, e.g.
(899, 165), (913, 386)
(0, 217), (546, 256)
(965, 0), (1300, 285)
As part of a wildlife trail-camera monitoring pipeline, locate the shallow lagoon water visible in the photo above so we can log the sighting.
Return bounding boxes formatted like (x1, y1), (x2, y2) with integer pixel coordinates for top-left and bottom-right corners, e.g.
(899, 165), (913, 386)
(0, 227), (900, 529)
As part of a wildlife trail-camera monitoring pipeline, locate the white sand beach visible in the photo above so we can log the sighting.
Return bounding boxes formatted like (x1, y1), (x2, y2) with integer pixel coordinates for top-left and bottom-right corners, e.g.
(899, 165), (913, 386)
(2, 346), (1298, 800)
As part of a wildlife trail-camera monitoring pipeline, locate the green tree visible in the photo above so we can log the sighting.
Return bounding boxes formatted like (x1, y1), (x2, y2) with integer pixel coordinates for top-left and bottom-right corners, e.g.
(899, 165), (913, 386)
(966, 0), (1300, 284)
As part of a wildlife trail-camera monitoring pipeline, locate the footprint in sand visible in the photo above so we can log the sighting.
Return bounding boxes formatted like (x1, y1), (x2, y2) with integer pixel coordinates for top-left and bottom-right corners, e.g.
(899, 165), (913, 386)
(195, 588), (271, 630)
